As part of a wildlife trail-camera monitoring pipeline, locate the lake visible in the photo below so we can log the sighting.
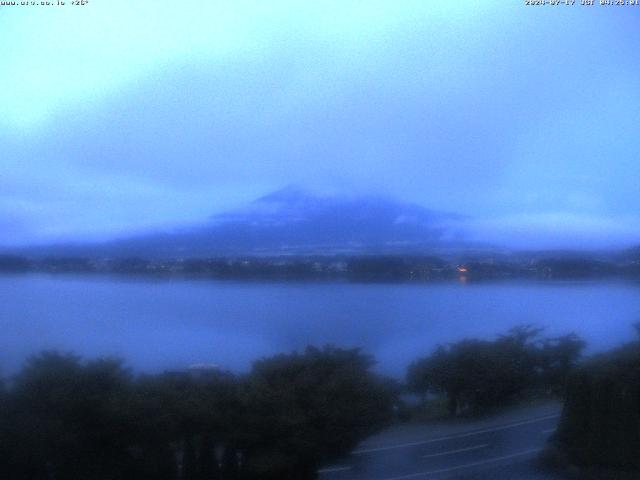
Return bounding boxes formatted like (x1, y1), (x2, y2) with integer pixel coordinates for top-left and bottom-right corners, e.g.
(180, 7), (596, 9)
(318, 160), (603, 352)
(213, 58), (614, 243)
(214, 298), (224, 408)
(1, 274), (639, 377)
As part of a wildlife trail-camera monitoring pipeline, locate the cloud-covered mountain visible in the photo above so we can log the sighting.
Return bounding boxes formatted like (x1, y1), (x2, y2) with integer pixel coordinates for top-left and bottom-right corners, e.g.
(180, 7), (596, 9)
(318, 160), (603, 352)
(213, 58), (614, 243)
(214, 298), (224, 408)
(23, 187), (469, 258)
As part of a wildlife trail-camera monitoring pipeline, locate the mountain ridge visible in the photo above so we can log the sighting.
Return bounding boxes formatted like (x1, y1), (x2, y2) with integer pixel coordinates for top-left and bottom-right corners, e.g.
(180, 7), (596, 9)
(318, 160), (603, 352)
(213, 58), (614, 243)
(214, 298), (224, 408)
(9, 187), (473, 258)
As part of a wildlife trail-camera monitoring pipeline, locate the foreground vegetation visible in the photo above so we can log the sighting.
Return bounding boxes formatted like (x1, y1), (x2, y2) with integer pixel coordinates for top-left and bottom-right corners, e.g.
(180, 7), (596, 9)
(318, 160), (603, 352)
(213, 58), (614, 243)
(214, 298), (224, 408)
(407, 326), (585, 416)
(549, 324), (640, 477)
(0, 347), (394, 480)
(4, 325), (640, 479)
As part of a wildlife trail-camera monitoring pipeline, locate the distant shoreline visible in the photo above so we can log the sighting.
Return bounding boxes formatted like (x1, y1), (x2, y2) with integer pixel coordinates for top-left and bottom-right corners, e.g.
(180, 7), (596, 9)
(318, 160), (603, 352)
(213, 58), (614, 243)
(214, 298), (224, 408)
(2, 253), (639, 284)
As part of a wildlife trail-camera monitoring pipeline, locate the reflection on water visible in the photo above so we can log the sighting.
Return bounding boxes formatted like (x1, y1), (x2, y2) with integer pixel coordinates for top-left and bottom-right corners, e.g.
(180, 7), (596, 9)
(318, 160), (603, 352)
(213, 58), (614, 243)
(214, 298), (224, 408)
(1, 274), (639, 376)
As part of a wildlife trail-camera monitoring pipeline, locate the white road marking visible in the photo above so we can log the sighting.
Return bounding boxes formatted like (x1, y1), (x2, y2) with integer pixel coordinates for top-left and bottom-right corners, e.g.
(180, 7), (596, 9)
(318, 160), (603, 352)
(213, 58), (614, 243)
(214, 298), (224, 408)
(422, 444), (488, 459)
(318, 466), (352, 474)
(541, 428), (556, 434)
(352, 413), (559, 455)
(381, 448), (543, 480)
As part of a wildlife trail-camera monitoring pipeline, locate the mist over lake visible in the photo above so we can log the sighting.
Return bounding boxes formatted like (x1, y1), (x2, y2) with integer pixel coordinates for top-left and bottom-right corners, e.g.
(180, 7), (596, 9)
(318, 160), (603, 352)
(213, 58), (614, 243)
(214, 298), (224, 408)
(2, 274), (638, 377)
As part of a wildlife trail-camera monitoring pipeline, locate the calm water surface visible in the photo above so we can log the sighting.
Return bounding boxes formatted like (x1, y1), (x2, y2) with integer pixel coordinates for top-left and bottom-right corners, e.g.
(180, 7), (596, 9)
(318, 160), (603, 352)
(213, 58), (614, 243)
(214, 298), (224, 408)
(1, 274), (639, 376)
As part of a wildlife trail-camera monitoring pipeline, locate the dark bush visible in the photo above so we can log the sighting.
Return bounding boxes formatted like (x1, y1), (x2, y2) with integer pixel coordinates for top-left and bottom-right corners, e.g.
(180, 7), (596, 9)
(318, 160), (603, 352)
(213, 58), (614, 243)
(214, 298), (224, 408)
(407, 326), (585, 416)
(554, 336), (640, 473)
(0, 346), (394, 479)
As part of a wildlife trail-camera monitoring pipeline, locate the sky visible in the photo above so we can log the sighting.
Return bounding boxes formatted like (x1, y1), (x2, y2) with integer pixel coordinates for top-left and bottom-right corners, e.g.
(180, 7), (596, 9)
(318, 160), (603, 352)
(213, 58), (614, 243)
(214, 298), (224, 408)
(1, 0), (639, 248)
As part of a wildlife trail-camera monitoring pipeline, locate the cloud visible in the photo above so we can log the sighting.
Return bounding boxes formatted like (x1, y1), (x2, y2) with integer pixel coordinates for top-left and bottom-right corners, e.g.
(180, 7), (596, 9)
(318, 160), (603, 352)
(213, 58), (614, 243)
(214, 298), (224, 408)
(0, 2), (639, 246)
(465, 213), (640, 250)
(0, 1), (497, 131)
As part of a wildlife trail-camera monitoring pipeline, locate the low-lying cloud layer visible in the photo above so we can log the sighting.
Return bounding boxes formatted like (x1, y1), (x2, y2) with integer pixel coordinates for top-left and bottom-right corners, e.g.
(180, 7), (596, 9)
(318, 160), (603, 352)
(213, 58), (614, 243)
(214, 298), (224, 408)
(463, 213), (640, 250)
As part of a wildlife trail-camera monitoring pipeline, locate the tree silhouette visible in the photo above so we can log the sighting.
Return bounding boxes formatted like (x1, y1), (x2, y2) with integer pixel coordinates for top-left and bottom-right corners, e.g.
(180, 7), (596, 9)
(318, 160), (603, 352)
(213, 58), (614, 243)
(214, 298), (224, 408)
(1, 346), (394, 479)
(241, 346), (395, 479)
(407, 327), (585, 416)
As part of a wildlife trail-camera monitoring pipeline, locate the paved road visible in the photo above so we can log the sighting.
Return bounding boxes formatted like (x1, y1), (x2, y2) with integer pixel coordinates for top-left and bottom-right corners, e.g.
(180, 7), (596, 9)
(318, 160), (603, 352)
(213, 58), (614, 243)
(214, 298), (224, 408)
(319, 403), (566, 480)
